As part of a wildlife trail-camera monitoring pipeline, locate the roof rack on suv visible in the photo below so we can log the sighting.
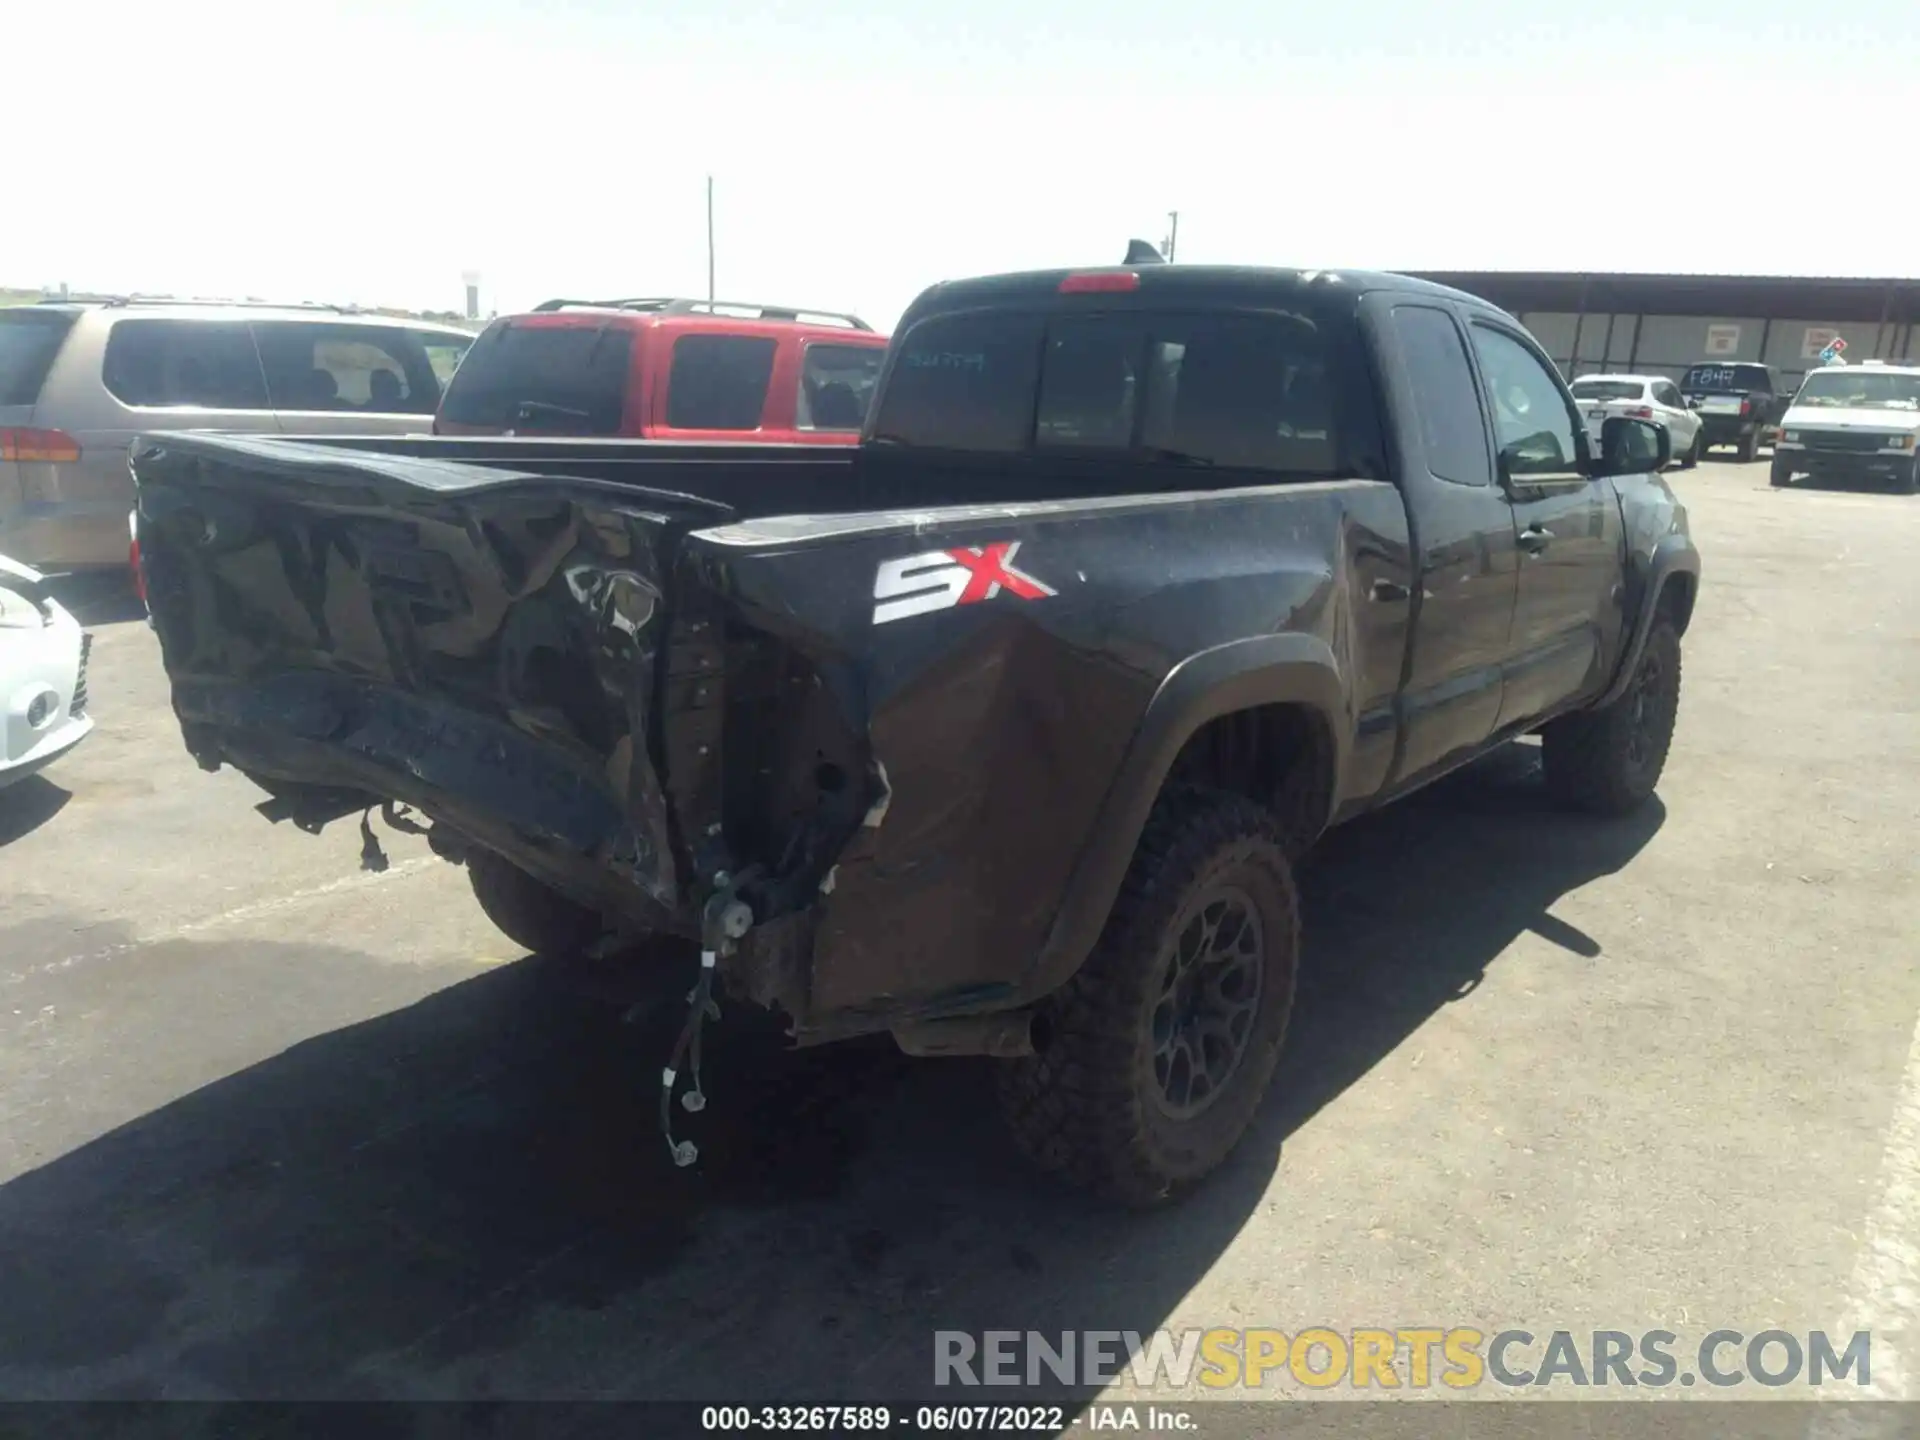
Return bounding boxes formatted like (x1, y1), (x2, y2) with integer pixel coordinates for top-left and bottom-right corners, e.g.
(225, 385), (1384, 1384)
(37, 295), (365, 313)
(528, 296), (874, 331)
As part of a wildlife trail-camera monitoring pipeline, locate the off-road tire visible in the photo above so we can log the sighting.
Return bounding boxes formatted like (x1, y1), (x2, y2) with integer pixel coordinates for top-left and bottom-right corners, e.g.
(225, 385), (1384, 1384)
(1897, 459), (1920, 496)
(1680, 428), (1703, 469)
(1770, 457), (1794, 488)
(1737, 428), (1760, 463)
(467, 849), (604, 956)
(994, 788), (1299, 1207)
(1542, 618), (1682, 816)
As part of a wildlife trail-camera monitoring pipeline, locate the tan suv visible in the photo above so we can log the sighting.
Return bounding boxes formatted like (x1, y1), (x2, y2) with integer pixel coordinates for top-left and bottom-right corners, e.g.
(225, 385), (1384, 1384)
(0, 300), (473, 571)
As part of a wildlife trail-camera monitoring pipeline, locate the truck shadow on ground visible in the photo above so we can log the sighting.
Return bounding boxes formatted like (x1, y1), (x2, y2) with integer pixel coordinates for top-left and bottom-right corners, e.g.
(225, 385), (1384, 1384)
(1273, 739), (1663, 1140)
(0, 741), (1662, 1405)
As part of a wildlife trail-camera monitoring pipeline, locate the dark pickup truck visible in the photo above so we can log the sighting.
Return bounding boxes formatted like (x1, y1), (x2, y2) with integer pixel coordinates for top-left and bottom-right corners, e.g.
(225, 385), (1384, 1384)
(131, 262), (1701, 1205)
(1679, 361), (1786, 461)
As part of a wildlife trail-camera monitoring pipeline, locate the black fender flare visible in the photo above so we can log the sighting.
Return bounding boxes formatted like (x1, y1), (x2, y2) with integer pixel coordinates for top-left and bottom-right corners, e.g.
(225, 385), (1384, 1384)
(1595, 536), (1700, 710)
(1024, 633), (1348, 999)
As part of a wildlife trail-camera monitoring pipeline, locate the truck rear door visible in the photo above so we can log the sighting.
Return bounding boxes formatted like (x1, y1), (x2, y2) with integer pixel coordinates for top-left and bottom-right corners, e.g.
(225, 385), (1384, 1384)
(1364, 297), (1519, 787)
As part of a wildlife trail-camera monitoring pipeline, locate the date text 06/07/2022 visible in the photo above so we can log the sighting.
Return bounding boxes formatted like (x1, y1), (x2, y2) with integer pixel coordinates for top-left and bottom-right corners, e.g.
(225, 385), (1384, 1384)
(700, 1405), (1121, 1433)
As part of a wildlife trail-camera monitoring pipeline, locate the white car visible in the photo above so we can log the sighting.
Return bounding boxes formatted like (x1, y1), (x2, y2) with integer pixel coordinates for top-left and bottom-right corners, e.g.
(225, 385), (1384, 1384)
(0, 553), (93, 788)
(1568, 373), (1705, 468)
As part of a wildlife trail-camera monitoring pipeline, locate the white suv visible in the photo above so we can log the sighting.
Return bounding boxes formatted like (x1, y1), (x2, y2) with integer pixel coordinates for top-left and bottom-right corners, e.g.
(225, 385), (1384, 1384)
(1568, 373), (1705, 468)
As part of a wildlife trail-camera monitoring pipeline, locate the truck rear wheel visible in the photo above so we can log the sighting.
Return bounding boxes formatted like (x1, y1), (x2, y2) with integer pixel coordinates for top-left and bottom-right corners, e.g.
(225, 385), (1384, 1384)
(467, 849), (604, 956)
(1680, 429), (1703, 469)
(1737, 428), (1760, 463)
(1541, 619), (1682, 816)
(995, 788), (1299, 1206)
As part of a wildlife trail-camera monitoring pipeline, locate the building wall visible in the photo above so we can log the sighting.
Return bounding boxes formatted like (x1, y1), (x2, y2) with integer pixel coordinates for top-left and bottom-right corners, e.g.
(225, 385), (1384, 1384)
(1520, 311), (1917, 385)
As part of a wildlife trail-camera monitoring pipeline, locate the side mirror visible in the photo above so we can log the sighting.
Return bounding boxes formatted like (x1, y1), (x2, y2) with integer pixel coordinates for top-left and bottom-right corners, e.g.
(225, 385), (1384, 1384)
(1596, 416), (1671, 476)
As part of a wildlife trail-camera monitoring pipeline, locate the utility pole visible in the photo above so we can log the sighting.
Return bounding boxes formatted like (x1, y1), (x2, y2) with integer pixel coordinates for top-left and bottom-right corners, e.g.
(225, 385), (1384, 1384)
(1164, 211), (1179, 263)
(706, 176), (716, 302)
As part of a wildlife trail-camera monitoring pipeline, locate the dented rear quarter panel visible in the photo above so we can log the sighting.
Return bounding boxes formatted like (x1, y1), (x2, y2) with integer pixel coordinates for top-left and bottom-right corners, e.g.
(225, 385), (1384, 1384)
(685, 479), (1411, 1027)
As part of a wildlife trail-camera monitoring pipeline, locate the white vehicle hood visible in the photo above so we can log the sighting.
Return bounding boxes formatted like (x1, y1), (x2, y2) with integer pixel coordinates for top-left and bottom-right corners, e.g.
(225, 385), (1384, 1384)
(0, 552), (48, 592)
(1, 551), (94, 785)
(1782, 404), (1920, 434)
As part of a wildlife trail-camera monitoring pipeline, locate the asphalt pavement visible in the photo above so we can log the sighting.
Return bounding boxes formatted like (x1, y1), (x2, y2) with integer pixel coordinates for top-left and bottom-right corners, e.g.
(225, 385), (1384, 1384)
(1, 459), (1917, 1407)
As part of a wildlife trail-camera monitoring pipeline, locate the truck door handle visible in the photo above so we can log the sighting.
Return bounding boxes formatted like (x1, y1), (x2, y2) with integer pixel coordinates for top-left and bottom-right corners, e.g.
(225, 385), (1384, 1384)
(1518, 525), (1553, 555)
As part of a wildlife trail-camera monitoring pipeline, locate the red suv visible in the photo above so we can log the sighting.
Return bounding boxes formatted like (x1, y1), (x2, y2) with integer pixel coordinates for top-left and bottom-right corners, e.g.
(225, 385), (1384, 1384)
(433, 297), (887, 444)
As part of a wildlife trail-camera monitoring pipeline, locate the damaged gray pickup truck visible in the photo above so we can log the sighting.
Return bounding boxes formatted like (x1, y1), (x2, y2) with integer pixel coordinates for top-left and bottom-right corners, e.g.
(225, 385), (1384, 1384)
(132, 261), (1701, 1204)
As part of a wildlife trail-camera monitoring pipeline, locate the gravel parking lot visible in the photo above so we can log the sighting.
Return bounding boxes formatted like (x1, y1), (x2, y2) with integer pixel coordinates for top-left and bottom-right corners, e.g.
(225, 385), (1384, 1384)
(1, 458), (1916, 1405)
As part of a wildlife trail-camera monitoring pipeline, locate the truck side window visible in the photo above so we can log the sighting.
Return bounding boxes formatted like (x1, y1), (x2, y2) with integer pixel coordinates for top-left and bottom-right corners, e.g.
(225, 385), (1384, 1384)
(1469, 325), (1580, 478)
(1034, 311), (1337, 473)
(1389, 305), (1492, 486)
(1142, 315), (1335, 473)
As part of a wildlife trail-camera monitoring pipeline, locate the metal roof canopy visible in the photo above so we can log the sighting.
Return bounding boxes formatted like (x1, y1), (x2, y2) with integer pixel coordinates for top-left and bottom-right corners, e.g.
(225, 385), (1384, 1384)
(1408, 271), (1920, 325)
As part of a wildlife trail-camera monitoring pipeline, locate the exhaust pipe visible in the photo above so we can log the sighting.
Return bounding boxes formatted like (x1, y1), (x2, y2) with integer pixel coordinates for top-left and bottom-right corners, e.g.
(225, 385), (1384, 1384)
(893, 1009), (1049, 1059)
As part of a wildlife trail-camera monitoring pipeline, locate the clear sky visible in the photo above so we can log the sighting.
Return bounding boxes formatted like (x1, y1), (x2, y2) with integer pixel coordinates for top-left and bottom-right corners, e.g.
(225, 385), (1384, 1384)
(8, 0), (1916, 331)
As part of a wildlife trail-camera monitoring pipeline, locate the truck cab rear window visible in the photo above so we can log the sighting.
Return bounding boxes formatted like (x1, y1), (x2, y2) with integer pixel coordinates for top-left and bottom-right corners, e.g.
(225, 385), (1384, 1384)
(875, 310), (1343, 473)
(872, 314), (1045, 453)
(437, 322), (632, 433)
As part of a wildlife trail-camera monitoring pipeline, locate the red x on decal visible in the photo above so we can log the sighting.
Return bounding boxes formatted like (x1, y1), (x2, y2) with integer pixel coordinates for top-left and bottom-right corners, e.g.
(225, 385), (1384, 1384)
(947, 542), (1058, 605)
